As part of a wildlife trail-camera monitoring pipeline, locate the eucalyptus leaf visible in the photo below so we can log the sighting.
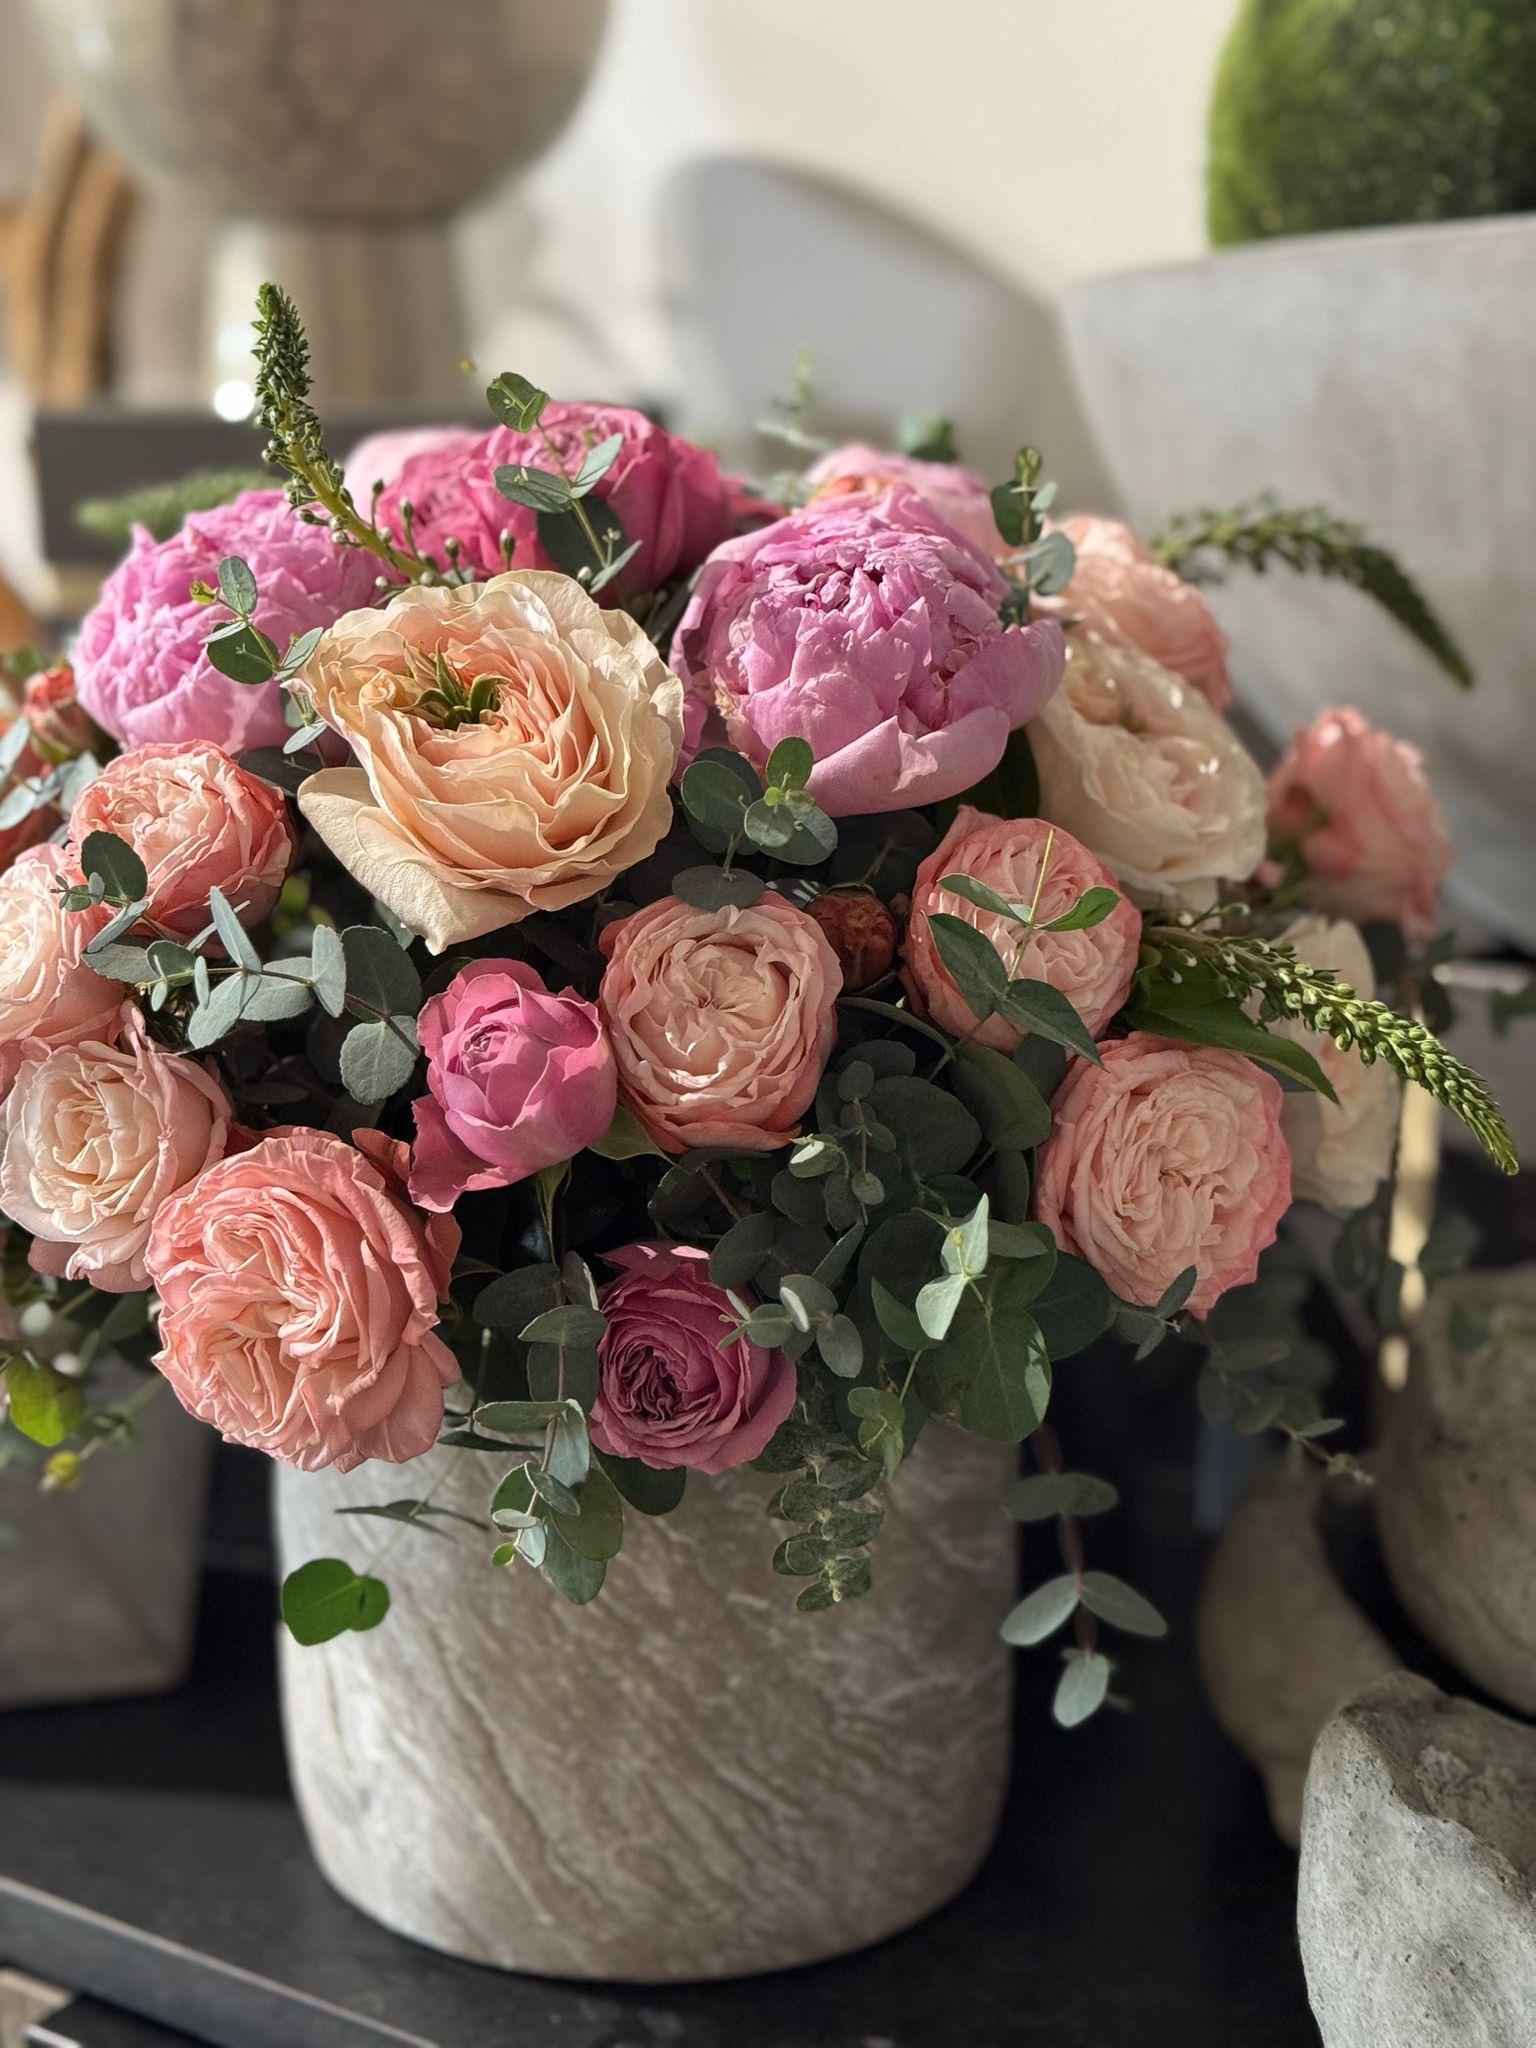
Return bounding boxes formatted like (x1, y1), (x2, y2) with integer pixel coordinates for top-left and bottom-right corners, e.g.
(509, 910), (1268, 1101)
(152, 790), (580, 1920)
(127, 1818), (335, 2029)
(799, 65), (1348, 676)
(339, 1017), (419, 1102)
(1000, 1574), (1079, 1647)
(280, 1558), (390, 1646)
(1006, 1472), (1120, 1523)
(309, 923), (347, 1017)
(1078, 1571), (1168, 1639)
(672, 865), (766, 912)
(1054, 1649), (1112, 1728)
(341, 924), (421, 1018)
(78, 830), (147, 905)
(595, 1450), (687, 1516)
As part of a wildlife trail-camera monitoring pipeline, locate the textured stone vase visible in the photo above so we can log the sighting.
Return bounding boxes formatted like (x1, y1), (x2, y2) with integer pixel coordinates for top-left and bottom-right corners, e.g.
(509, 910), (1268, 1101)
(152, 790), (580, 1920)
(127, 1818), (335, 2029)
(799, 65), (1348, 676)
(275, 1427), (1017, 1980)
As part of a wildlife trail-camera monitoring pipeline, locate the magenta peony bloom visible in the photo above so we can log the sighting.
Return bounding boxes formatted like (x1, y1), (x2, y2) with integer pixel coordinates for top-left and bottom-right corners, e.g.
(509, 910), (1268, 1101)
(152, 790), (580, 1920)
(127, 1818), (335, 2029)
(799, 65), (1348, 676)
(671, 487), (1065, 817)
(804, 441), (998, 557)
(408, 959), (617, 1213)
(590, 1243), (796, 1474)
(72, 491), (381, 753)
(375, 403), (737, 599)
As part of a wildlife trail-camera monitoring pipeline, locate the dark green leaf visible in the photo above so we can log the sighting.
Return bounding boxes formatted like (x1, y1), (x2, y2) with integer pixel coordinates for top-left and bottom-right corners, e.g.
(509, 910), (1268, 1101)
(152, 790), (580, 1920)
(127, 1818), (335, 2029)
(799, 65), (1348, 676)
(1032, 1254), (1114, 1358)
(997, 979), (1101, 1064)
(486, 371), (550, 431)
(928, 912), (1009, 1021)
(951, 1043), (1052, 1151)
(494, 464), (572, 514)
(1006, 1471), (1119, 1522)
(1121, 998), (1338, 1102)
(1041, 886), (1120, 934)
(541, 1523), (607, 1604)
(519, 1304), (607, 1348)
(671, 865), (766, 912)
(869, 1074), (981, 1179)
(472, 1263), (561, 1330)
(280, 1558), (390, 1646)
(765, 737), (814, 791)
(552, 1463), (624, 1561)
(78, 830), (147, 905)
(341, 924), (421, 1017)
(205, 621), (278, 684)
(595, 1449), (687, 1516)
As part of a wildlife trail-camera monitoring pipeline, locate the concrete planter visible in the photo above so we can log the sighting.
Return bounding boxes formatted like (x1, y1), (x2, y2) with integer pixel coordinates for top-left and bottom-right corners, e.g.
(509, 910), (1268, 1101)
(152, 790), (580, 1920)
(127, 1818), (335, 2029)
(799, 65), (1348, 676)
(274, 1426), (1017, 1981)
(1064, 215), (1536, 948)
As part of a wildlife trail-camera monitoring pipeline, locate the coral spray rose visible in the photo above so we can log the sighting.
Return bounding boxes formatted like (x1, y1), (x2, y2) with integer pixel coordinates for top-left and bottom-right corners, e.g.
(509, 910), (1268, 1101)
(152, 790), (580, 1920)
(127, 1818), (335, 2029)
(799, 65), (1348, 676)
(1267, 707), (1451, 943)
(146, 1128), (460, 1473)
(598, 891), (841, 1155)
(68, 742), (294, 942)
(409, 959), (617, 1212)
(375, 403), (737, 597)
(671, 487), (1065, 817)
(1041, 516), (1232, 710)
(590, 1243), (796, 1473)
(72, 489), (380, 752)
(1, 1018), (232, 1291)
(1031, 630), (1266, 911)
(903, 808), (1141, 1049)
(1035, 1033), (1292, 1319)
(296, 572), (685, 952)
(22, 664), (99, 763)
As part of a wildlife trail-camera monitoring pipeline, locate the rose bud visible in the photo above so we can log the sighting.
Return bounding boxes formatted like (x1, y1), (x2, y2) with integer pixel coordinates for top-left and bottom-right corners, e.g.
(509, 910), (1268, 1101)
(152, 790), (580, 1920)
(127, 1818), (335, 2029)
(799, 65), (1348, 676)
(22, 664), (100, 764)
(808, 890), (898, 990)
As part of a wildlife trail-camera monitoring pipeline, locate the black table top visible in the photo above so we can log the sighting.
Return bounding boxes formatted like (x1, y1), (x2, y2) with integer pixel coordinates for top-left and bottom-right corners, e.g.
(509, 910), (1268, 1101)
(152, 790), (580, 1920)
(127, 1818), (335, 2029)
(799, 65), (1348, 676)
(0, 1507), (1319, 2048)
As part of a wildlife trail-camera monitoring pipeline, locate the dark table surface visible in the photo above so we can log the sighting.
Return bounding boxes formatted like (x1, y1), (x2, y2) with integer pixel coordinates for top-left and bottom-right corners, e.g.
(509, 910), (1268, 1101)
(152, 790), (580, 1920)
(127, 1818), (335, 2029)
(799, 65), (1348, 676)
(0, 1432), (1320, 2048)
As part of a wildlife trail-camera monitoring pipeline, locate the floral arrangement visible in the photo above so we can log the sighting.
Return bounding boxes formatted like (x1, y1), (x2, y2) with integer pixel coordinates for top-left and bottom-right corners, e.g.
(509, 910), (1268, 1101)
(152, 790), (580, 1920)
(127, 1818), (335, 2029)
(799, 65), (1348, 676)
(0, 287), (1513, 1728)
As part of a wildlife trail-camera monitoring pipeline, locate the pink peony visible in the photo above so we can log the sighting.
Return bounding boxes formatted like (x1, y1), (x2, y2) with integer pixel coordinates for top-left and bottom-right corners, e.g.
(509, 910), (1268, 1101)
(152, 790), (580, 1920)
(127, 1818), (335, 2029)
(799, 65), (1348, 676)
(804, 442), (998, 557)
(341, 425), (477, 511)
(902, 808), (1141, 1050)
(671, 487), (1064, 817)
(376, 403), (737, 598)
(1042, 516), (1232, 710)
(1035, 1032), (1291, 1319)
(1, 1017), (232, 1292)
(1267, 707), (1451, 944)
(409, 959), (617, 1212)
(72, 490), (381, 753)
(590, 1242), (796, 1473)
(0, 845), (129, 1095)
(598, 891), (841, 1155)
(146, 1127), (460, 1474)
(68, 741), (294, 942)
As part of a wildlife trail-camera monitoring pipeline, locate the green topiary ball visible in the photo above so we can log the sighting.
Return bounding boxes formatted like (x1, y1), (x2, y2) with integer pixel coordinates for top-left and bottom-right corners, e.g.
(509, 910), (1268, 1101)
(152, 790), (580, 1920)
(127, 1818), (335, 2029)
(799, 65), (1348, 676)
(1208, 0), (1536, 244)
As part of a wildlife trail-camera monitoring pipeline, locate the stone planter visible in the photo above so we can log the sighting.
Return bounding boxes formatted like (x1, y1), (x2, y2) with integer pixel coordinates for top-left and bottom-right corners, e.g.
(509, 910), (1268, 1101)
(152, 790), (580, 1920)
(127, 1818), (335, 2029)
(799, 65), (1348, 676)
(27, 0), (609, 406)
(274, 1426), (1017, 1981)
(0, 1378), (211, 1710)
(1064, 215), (1536, 948)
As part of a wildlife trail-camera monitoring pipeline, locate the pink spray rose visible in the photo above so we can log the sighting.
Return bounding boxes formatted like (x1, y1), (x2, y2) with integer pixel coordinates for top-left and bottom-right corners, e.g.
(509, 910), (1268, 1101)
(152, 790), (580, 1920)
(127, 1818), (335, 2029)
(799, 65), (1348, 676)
(376, 403), (737, 598)
(903, 808), (1142, 1050)
(68, 741), (294, 941)
(22, 663), (99, 763)
(671, 487), (1065, 817)
(409, 959), (617, 1212)
(1041, 516), (1232, 710)
(1, 1017), (232, 1291)
(1266, 706), (1451, 943)
(72, 490), (381, 753)
(0, 845), (129, 1095)
(804, 442), (998, 557)
(590, 1242), (796, 1473)
(146, 1127), (460, 1473)
(598, 891), (841, 1155)
(1035, 1032), (1292, 1319)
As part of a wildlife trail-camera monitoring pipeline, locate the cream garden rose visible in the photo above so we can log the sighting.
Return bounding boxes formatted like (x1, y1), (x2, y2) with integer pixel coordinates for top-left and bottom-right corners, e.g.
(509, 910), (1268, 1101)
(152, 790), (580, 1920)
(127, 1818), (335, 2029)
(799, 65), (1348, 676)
(1031, 630), (1266, 912)
(1, 1018), (232, 1291)
(1269, 914), (1400, 1213)
(298, 572), (685, 952)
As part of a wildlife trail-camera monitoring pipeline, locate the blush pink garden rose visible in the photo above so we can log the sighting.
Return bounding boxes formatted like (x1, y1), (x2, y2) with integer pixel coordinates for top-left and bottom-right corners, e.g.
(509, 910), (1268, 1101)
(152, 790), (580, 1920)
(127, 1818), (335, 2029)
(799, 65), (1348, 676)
(1268, 914), (1400, 1214)
(598, 891), (842, 1155)
(0, 845), (129, 1095)
(1040, 516), (1232, 710)
(1266, 706), (1451, 944)
(902, 808), (1142, 1050)
(67, 742), (294, 942)
(145, 1127), (460, 1473)
(297, 572), (684, 952)
(804, 442), (998, 557)
(671, 487), (1065, 817)
(409, 959), (617, 1212)
(1031, 630), (1266, 911)
(1035, 1032), (1292, 1319)
(71, 490), (381, 753)
(375, 404), (737, 598)
(0, 1017), (232, 1291)
(590, 1242), (796, 1473)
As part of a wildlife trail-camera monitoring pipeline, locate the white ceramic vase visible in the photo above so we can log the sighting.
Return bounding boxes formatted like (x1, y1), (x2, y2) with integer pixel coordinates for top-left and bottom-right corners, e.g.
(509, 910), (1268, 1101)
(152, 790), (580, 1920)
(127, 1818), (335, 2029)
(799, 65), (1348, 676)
(274, 1425), (1018, 1981)
(1064, 215), (1536, 949)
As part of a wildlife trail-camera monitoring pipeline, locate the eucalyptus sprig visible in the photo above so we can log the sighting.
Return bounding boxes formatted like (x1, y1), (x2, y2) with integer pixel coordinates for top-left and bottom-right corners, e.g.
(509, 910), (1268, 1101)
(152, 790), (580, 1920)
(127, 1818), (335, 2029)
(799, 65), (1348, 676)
(1144, 916), (1517, 1174)
(1149, 496), (1472, 689)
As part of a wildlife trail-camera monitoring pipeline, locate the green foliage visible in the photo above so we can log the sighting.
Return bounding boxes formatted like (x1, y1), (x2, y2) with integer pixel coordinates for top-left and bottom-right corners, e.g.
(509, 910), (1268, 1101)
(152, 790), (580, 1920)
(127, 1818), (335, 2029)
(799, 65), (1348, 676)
(1208, 0), (1536, 246)
(76, 468), (271, 546)
(281, 1558), (391, 1645)
(2, 1355), (86, 1447)
(1151, 497), (1471, 688)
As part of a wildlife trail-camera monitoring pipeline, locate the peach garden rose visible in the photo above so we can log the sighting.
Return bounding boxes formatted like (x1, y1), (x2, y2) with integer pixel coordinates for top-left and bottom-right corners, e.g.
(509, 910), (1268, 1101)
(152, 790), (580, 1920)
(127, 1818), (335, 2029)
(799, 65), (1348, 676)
(902, 807), (1141, 1050)
(0, 844), (128, 1095)
(146, 1128), (460, 1473)
(0, 1018), (232, 1292)
(1035, 1032), (1292, 1318)
(598, 891), (842, 1155)
(1042, 516), (1232, 710)
(298, 572), (684, 952)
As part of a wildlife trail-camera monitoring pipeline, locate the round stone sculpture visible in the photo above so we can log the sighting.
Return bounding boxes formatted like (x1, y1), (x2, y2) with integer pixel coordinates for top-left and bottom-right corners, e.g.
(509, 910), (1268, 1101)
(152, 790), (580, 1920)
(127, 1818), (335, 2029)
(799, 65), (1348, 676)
(275, 1425), (1018, 1980)
(1377, 1265), (1536, 1716)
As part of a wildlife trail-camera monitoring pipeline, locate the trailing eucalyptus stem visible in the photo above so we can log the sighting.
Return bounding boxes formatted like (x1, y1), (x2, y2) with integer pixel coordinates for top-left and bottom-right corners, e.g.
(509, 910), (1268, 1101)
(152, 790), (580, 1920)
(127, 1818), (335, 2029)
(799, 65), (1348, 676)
(1149, 496), (1471, 689)
(1145, 916), (1517, 1175)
